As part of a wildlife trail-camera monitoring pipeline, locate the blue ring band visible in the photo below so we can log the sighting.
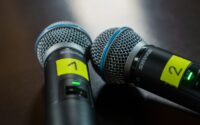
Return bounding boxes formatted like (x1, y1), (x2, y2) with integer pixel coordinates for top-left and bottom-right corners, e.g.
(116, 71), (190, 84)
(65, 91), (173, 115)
(99, 27), (129, 75)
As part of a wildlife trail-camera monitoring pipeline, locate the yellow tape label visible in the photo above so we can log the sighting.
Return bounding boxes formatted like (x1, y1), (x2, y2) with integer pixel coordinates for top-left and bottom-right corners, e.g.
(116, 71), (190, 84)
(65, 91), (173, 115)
(160, 55), (191, 88)
(56, 58), (89, 80)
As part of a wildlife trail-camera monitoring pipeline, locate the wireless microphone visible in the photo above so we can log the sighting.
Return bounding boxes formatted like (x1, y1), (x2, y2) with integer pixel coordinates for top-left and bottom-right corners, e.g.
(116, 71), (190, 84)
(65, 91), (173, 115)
(91, 27), (200, 112)
(35, 22), (94, 125)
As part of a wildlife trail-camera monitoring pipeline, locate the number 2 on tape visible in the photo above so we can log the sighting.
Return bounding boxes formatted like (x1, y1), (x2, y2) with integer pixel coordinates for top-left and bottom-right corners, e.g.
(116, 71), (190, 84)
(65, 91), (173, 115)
(56, 58), (89, 80)
(160, 55), (191, 88)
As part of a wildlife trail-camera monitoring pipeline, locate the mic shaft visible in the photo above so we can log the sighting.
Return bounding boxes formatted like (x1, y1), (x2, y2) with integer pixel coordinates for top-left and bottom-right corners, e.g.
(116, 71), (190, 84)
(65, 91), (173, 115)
(45, 47), (94, 125)
(131, 45), (200, 112)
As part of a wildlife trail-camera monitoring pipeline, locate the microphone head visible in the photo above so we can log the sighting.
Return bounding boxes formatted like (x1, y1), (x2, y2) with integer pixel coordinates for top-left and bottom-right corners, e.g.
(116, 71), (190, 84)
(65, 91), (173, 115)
(91, 27), (145, 84)
(35, 21), (92, 67)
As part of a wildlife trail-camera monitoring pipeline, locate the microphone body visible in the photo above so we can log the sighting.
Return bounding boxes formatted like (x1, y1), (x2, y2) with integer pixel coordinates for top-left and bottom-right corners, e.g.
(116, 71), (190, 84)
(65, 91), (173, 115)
(131, 45), (200, 112)
(35, 22), (94, 125)
(45, 48), (94, 125)
(91, 27), (200, 112)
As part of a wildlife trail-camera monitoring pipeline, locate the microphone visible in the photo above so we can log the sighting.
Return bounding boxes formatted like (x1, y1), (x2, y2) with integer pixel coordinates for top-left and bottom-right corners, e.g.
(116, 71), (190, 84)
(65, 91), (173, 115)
(35, 21), (95, 125)
(90, 27), (200, 112)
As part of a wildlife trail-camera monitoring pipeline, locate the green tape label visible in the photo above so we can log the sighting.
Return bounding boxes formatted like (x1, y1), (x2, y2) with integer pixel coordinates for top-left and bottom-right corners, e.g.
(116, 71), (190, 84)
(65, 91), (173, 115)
(56, 58), (89, 80)
(160, 55), (191, 88)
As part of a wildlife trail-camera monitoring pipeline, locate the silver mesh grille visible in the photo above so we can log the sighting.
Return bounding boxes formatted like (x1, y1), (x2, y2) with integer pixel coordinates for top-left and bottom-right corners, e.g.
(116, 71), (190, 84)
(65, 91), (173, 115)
(36, 27), (91, 65)
(90, 28), (117, 70)
(91, 28), (143, 83)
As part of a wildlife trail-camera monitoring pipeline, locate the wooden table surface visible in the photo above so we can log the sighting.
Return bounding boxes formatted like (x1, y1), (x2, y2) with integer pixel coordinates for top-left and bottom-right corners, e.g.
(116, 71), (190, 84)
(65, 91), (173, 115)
(0, 0), (199, 125)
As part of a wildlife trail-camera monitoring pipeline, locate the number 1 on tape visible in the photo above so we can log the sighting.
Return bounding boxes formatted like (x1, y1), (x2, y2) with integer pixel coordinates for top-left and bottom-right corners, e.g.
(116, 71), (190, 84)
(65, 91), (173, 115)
(160, 55), (191, 88)
(56, 58), (89, 80)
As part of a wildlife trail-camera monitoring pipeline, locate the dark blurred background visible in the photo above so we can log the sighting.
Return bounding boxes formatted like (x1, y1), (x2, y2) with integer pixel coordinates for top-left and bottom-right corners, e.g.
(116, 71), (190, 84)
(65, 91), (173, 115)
(0, 0), (200, 125)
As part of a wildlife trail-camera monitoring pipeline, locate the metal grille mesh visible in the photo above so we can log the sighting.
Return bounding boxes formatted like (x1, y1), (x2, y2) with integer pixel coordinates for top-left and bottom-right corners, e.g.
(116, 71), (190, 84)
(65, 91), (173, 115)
(36, 27), (91, 65)
(91, 28), (117, 70)
(91, 28), (143, 83)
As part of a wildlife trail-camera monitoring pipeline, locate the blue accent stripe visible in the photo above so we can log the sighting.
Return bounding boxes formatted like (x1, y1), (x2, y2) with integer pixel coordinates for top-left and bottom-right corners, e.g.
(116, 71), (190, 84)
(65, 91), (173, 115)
(34, 22), (91, 54)
(99, 27), (129, 75)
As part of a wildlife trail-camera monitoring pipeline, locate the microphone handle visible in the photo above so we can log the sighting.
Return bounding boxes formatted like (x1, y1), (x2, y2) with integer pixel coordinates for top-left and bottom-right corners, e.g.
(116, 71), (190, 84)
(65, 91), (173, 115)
(44, 48), (94, 125)
(132, 45), (200, 112)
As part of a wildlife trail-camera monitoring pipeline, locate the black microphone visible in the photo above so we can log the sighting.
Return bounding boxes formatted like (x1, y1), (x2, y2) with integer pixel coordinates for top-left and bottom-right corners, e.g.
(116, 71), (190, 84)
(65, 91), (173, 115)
(90, 27), (200, 113)
(35, 21), (95, 125)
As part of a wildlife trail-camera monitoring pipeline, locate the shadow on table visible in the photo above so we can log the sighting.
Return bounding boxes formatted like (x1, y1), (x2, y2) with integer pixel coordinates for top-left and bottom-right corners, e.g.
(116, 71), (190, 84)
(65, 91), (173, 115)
(95, 84), (146, 125)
